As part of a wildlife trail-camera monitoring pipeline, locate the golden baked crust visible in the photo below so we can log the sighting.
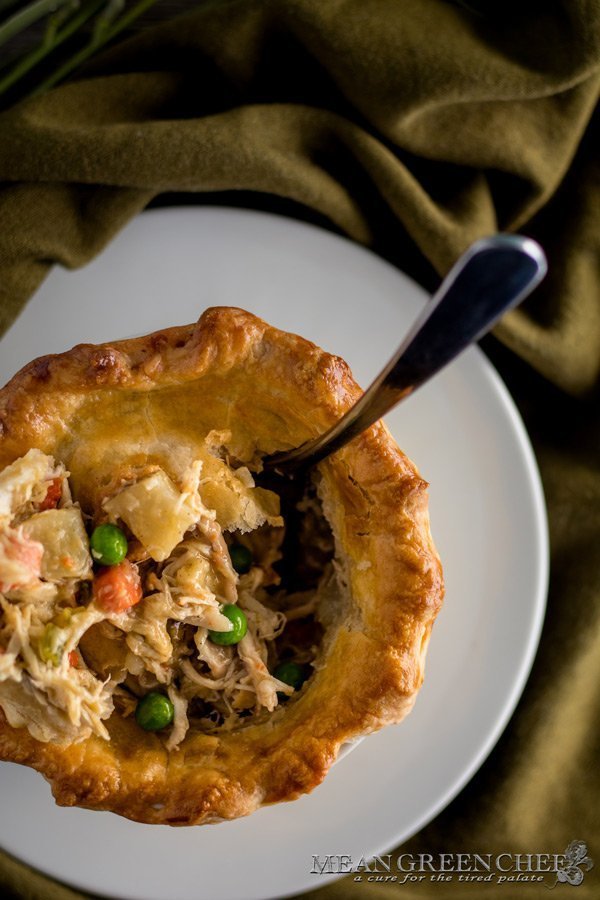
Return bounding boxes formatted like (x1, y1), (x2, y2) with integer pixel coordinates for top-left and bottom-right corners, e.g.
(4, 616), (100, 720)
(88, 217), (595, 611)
(0, 306), (443, 825)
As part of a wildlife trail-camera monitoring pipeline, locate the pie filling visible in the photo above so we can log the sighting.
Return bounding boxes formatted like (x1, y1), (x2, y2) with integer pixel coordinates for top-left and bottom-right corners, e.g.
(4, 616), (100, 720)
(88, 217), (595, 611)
(0, 444), (335, 749)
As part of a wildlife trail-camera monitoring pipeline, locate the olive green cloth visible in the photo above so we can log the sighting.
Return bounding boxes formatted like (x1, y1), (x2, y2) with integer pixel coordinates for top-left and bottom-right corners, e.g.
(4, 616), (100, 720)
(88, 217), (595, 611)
(0, 1), (599, 898)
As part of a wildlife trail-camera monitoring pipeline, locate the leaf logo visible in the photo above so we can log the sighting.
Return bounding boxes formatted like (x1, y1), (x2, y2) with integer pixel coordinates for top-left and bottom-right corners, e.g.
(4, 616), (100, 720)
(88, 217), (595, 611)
(550, 841), (593, 888)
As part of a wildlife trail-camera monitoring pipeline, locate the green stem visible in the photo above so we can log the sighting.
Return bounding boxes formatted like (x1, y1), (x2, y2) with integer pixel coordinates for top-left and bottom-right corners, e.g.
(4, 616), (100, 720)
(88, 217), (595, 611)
(99, 0), (151, 37)
(32, 0), (158, 94)
(43, 0), (79, 42)
(92, 0), (124, 38)
(0, 0), (104, 96)
(0, 0), (74, 49)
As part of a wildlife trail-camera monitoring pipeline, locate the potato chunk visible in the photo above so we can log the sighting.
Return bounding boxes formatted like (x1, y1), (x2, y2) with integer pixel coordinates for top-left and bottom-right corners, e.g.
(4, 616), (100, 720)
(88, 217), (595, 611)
(103, 470), (199, 562)
(22, 507), (92, 580)
(0, 449), (55, 525)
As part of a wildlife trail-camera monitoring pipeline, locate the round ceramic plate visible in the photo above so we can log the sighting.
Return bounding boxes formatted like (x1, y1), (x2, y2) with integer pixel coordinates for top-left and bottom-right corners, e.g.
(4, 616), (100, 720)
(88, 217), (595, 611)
(0, 208), (548, 900)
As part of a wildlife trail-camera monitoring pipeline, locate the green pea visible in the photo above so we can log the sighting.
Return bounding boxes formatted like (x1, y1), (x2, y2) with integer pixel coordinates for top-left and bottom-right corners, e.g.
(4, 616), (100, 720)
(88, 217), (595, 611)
(229, 543), (253, 575)
(208, 604), (248, 645)
(38, 623), (65, 667)
(274, 661), (309, 692)
(135, 692), (174, 732)
(90, 523), (128, 566)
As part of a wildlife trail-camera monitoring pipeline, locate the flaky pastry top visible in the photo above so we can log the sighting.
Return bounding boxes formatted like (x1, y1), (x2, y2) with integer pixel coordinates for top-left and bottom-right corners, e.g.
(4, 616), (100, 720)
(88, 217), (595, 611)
(0, 307), (443, 825)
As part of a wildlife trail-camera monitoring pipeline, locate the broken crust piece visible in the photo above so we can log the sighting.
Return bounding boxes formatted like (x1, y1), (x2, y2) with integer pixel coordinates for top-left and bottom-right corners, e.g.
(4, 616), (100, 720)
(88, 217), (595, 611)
(0, 307), (443, 826)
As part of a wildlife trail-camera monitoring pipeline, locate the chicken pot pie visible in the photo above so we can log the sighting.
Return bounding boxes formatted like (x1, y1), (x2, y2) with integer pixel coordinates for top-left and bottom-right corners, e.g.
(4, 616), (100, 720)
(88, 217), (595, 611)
(0, 307), (443, 825)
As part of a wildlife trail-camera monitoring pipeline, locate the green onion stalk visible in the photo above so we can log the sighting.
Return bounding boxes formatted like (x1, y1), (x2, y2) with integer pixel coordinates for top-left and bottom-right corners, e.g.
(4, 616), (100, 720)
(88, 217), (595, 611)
(0, 0), (160, 102)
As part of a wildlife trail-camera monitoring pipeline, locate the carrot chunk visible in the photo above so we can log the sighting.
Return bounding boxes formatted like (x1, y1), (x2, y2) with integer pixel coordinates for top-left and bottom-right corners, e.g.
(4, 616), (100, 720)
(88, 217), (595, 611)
(93, 560), (142, 614)
(39, 477), (62, 511)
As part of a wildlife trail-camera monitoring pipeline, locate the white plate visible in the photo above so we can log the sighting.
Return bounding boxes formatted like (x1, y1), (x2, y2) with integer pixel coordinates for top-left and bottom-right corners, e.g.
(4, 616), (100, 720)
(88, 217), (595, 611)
(0, 208), (548, 900)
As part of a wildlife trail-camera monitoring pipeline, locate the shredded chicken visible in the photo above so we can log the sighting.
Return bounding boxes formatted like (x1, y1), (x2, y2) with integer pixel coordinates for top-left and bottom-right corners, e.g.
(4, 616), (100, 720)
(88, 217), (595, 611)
(237, 630), (293, 711)
(0, 597), (110, 743)
(0, 528), (44, 593)
(165, 683), (189, 751)
(0, 446), (329, 750)
(194, 629), (231, 678)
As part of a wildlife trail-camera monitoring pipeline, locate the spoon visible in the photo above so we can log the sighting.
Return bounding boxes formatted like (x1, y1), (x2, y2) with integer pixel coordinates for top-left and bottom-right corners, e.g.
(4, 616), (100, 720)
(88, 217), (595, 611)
(264, 234), (547, 475)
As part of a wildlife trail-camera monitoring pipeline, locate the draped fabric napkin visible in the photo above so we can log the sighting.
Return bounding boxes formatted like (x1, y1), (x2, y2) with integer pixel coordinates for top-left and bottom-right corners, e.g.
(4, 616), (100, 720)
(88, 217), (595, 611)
(0, 2), (599, 898)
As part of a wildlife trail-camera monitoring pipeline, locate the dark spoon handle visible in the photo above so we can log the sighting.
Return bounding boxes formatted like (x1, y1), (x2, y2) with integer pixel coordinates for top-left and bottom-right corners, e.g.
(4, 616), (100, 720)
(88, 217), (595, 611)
(266, 234), (547, 473)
